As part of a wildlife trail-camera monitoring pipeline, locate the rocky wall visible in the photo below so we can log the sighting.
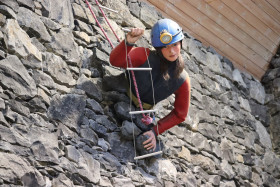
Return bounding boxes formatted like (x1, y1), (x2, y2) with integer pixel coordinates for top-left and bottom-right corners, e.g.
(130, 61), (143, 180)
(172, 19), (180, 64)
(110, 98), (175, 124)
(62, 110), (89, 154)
(0, 0), (279, 186)
(262, 47), (280, 155)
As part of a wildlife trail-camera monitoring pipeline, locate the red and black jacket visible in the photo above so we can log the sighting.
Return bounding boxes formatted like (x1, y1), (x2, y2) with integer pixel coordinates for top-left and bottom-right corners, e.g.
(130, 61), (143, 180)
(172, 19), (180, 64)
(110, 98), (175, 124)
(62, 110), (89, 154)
(110, 41), (191, 136)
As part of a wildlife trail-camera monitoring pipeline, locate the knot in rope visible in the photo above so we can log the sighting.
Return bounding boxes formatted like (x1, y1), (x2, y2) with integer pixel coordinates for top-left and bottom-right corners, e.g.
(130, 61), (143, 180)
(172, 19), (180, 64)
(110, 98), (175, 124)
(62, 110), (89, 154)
(141, 115), (153, 125)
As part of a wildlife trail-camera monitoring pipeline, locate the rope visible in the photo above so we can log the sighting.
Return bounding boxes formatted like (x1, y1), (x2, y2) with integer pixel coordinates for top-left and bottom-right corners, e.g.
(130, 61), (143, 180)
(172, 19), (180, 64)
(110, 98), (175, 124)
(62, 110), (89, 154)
(84, 0), (147, 117)
(94, 0), (121, 42)
(144, 48), (162, 152)
(124, 38), (162, 157)
(125, 44), (138, 159)
(144, 50), (156, 107)
(127, 56), (145, 115)
(85, 0), (161, 158)
(84, 0), (115, 49)
(127, 55), (153, 125)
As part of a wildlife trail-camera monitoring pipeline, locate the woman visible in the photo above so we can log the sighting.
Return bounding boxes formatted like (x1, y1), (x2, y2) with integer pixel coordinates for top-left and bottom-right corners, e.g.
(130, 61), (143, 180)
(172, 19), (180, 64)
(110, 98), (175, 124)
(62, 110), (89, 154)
(110, 19), (191, 152)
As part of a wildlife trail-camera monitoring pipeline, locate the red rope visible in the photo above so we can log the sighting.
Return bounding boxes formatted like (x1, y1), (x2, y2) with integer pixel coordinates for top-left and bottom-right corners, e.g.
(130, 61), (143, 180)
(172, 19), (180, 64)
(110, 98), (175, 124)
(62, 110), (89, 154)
(84, 0), (114, 48)
(94, 0), (121, 43)
(127, 56), (144, 117)
(128, 56), (153, 125)
(85, 0), (152, 125)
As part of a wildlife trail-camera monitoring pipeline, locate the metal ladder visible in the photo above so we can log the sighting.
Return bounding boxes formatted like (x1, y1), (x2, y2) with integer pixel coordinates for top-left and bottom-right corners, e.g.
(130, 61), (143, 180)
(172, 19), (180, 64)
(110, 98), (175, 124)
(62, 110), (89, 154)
(127, 68), (162, 160)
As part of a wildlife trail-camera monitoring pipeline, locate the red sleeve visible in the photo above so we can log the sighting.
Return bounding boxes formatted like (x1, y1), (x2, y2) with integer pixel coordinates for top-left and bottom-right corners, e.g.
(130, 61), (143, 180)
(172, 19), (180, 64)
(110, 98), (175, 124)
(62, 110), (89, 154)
(109, 40), (150, 68)
(153, 75), (191, 135)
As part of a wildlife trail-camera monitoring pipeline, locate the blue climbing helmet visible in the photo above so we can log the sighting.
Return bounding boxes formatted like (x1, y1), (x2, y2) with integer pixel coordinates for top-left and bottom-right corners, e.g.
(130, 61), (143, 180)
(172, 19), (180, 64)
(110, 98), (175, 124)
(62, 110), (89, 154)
(151, 18), (184, 47)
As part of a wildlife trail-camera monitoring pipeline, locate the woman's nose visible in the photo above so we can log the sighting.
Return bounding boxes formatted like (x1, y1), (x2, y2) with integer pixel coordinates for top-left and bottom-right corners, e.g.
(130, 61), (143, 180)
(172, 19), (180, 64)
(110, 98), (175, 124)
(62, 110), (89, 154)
(170, 47), (175, 53)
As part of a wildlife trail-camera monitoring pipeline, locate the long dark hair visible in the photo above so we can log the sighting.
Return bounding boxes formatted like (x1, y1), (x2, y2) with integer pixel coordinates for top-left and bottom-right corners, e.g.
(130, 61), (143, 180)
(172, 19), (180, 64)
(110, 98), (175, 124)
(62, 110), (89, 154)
(155, 41), (184, 80)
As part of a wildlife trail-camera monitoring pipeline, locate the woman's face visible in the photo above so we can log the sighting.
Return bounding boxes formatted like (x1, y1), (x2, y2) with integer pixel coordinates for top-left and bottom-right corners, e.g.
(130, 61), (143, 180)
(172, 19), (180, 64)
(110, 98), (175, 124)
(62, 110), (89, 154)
(161, 41), (181, 62)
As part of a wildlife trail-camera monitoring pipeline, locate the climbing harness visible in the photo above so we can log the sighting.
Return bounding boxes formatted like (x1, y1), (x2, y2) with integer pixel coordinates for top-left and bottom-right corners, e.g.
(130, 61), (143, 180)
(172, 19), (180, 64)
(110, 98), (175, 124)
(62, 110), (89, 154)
(85, 0), (162, 160)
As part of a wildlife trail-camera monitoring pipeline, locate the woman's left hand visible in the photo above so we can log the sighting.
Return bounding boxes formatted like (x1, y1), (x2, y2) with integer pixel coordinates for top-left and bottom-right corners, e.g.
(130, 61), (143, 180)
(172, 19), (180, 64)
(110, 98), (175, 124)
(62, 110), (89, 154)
(143, 130), (156, 151)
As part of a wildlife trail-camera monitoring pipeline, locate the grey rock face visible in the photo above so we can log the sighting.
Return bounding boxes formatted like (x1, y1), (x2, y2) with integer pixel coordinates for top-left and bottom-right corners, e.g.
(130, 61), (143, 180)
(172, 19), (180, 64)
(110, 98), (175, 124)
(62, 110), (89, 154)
(48, 94), (86, 131)
(3, 19), (42, 61)
(233, 68), (247, 89)
(0, 0), (19, 12)
(0, 152), (45, 186)
(17, 0), (34, 10)
(86, 98), (104, 114)
(76, 74), (103, 101)
(249, 80), (266, 104)
(77, 151), (101, 184)
(72, 2), (96, 24)
(102, 66), (127, 93)
(43, 52), (76, 86)
(107, 132), (135, 162)
(271, 57), (280, 68)
(38, 0), (74, 29)
(0, 0), (278, 186)
(255, 120), (272, 149)
(139, 2), (158, 28)
(46, 28), (81, 66)
(0, 55), (37, 99)
(114, 101), (135, 121)
(121, 120), (142, 140)
(17, 7), (51, 42)
(0, 5), (17, 19)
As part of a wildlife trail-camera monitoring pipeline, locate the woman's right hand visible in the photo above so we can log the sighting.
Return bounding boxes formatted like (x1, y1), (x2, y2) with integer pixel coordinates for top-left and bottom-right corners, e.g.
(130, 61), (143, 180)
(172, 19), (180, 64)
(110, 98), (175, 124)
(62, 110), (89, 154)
(143, 130), (156, 151)
(126, 28), (144, 44)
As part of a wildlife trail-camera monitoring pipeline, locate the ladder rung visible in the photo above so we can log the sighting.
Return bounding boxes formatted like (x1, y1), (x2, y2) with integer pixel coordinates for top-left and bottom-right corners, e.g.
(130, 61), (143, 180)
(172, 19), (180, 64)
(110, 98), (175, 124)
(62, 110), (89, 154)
(127, 68), (152, 71)
(122, 28), (131, 32)
(129, 109), (157, 115)
(99, 5), (118, 13)
(134, 151), (163, 160)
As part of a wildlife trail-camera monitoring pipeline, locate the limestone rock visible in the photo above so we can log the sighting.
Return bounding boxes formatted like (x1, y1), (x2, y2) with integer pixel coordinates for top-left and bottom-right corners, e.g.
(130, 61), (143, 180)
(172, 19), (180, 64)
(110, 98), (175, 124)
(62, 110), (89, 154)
(255, 120), (272, 149)
(0, 152), (45, 186)
(121, 120), (142, 140)
(43, 52), (76, 86)
(0, 5), (17, 19)
(37, 0), (74, 28)
(0, 55), (37, 99)
(47, 94), (86, 131)
(78, 151), (101, 184)
(139, 2), (158, 28)
(46, 28), (81, 66)
(249, 80), (266, 104)
(3, 19), (42, 61)
(76, 74), (103, 102)
(17, 7), (51, 42)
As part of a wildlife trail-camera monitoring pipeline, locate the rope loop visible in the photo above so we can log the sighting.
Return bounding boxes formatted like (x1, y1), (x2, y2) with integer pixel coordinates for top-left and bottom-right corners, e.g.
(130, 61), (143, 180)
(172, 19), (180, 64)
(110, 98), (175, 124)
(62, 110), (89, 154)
(141, 114), (153, 125)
